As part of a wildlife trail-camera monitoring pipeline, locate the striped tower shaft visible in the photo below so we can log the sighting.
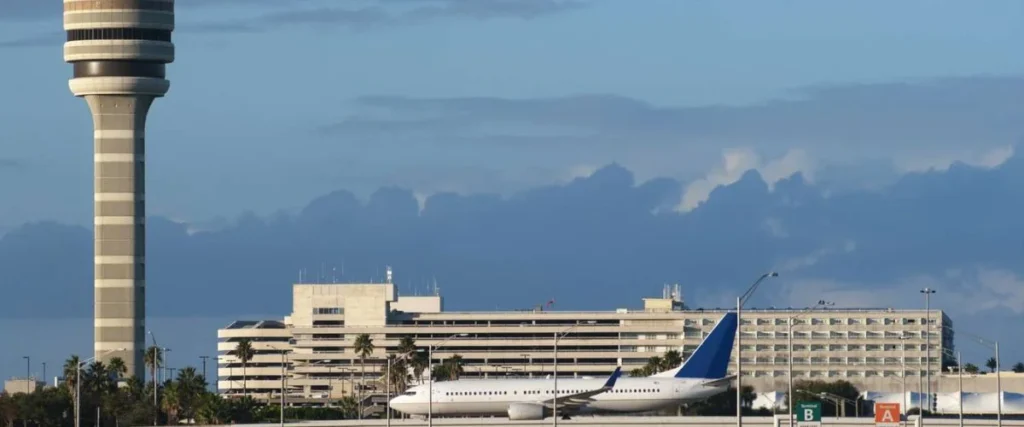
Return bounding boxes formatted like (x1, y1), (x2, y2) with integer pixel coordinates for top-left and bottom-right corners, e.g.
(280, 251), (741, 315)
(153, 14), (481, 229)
(64, 0), (174, 380)
(91, 95), (151, 379)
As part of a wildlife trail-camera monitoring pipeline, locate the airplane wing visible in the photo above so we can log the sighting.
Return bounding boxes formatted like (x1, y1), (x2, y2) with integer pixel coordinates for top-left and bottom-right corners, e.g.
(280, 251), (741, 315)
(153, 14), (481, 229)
(539, 366), (621, 411)
(700, 374), (736, 388)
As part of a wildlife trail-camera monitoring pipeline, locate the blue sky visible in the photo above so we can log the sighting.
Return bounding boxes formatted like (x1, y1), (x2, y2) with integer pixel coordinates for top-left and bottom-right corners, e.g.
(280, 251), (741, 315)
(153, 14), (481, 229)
(1, 0), (1024, 382)
(2, 0), (1024, 227)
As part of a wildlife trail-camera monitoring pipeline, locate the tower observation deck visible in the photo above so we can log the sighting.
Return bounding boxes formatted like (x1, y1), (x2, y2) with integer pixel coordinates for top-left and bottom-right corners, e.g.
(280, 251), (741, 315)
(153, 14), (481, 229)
(63, 0), (175, 379)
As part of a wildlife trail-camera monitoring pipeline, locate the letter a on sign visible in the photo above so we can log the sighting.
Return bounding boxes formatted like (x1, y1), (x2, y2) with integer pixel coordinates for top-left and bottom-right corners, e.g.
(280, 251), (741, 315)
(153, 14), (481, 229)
(874, 402), (900, 427)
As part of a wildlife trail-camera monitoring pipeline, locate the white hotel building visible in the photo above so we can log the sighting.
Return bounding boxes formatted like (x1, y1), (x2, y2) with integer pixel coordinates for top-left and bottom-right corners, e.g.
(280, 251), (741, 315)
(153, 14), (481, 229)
(217, 280), (959, 403)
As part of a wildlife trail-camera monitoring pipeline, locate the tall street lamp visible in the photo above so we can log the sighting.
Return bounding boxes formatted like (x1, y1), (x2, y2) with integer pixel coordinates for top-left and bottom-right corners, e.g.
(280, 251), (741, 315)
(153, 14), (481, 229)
(897, 333), (910, 426)
(787, 300), (833, 422)
(199, 356), (210, 387)
(553, 321), (596, 427)
(22, 356), (30, 394)
(948, 327), (1001, 427)
(428, 333), (467, 427)
(77, 348), (125, 427)
(280, 351), (290, 427)
(940, 348), (963, 427)
(148, 330), (159, 426)
(736, 271), (778, 427)
(919, 287), (935, 415)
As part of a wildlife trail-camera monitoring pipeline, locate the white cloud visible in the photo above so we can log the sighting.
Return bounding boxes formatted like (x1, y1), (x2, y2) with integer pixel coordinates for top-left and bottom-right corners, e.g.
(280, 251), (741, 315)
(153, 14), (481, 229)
(896, 145), (1016, 173)
(564, 164), (598, 182)
(777, 240), (856, 272)
(777, 267), (1024, 315)
(676, 147), (816, 212)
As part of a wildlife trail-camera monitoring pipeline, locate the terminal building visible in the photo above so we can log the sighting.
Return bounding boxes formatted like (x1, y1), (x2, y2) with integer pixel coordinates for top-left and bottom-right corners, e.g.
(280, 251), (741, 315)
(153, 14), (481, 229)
(217, 273), (973, 404)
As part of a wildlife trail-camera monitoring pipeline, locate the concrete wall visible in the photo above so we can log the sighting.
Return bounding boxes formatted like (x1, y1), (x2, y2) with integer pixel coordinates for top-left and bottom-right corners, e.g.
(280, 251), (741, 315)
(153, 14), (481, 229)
(3, 378), (42, 394)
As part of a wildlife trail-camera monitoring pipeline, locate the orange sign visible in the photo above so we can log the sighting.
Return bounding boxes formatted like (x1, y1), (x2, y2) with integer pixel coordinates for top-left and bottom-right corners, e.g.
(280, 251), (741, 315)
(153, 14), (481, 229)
(874, 402), (900, 427)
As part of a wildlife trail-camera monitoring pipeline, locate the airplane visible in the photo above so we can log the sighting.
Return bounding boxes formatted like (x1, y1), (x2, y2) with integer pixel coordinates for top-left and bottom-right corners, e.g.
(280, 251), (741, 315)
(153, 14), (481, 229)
(388, 311), (738, 420)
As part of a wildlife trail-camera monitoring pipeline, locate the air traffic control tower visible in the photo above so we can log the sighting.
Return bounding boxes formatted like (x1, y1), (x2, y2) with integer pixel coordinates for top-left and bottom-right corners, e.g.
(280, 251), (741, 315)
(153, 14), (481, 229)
(64, 0), (175, 379)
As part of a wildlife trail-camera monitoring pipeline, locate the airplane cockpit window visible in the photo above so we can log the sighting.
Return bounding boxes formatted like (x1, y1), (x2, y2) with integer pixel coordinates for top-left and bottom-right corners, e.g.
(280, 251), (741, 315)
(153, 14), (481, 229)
(403, 391), (416, 396)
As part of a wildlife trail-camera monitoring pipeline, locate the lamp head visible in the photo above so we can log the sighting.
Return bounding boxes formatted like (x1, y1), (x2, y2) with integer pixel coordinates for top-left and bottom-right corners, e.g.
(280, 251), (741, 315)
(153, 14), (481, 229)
(768, 271), (779, 277)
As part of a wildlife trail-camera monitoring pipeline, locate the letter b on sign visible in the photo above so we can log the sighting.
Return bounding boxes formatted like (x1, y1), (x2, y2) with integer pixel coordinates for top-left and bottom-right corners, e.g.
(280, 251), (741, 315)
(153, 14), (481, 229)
(795, 402), (821, 426)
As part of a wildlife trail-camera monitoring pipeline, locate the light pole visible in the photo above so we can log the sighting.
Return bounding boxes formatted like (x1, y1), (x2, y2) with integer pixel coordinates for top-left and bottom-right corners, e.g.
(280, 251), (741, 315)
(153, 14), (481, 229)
(736, 271), (778, 427)
(387, 349), (423, 427)
(148, 330), (160, 426)
(77, 348), (124, 427)
(553, 321), (595, 427)
(280, 351), (288, 427)
(163, 347), (173, 382)
(950, 328), (1002, 427)
(920, 287), (935, 415)
(42, 362), (46, 388)
(939, 348), (963, 427)
(898, 333), (909, 426)
(787, 300), (833, 422)
(200, 355), (210, 386)
(428, 333), (467, 427)
(23, 356), (30, 394)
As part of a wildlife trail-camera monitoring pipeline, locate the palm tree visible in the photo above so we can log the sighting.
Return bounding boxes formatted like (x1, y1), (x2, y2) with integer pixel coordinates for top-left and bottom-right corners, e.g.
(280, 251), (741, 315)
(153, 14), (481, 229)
(397, 337), (428, 384)
(1013, 362), (1024, 373)
(108, 357), (128, 386)
(986, 357), (998, 373)
(231, 339), (255, 399)
(145, 346), (163, 386)
(353, 334), (374, 401)
(385, 355), (410, 394)
(62, 355), (81, 415)
(445, 355), (464, 380)
(161, 381), (180, 425)
(175, 367), (207, 422)
(662, 350), (683, 370)
(964, 363), (980, 374)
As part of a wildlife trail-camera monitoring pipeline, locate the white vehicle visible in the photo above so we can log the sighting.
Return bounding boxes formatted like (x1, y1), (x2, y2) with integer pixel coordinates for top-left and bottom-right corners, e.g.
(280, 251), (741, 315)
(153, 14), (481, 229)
(389, 312), (738, 420)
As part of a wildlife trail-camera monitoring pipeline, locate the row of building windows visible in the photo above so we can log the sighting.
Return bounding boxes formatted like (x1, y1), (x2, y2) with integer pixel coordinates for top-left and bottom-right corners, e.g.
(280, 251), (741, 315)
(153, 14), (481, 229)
(66, 28), (171, 42)
(445, 388), (661, 397)
(64, 0), (173, 12)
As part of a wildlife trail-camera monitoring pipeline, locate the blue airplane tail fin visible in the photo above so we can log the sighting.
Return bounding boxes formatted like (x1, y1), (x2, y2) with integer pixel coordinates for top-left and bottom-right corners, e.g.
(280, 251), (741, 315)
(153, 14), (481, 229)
(652, 312), (738, 379)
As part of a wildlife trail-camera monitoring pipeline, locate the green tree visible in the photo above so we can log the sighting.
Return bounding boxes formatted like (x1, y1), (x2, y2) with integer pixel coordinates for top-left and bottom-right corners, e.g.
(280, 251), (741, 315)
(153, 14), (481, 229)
(0, 392), (17, 427)
(108, 357), (128, 381)
(396, 337), (428, 384)
(353, 334), (375, 404)
(1012, 362), (1024, 373)
(145, 346), (163, 383)
(174, 367), (207, 422)
(986, 357), (998, 373)
(964, 363), (980, 374)
(386, 355), (411, 394)
(337, 395), (359, 419)
(788, 380), (861, 417)
(231, 339), (256, 398)
(662, 350), (683, 370)
(61, 355), (80, 423)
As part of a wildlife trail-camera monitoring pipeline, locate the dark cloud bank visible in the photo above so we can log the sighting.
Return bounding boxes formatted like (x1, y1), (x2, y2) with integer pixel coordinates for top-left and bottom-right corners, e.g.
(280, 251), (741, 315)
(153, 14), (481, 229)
(3, 149), (1024, 372)
(3, 151), (1024, 316)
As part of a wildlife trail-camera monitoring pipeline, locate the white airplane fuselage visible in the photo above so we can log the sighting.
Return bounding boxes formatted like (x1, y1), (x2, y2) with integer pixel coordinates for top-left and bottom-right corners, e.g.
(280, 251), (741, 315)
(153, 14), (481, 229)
(389, 376), (727, 417)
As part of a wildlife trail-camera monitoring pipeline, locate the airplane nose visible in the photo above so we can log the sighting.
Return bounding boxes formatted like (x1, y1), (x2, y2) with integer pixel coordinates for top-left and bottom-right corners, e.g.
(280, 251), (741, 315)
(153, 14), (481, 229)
(389, 395), (408, 412)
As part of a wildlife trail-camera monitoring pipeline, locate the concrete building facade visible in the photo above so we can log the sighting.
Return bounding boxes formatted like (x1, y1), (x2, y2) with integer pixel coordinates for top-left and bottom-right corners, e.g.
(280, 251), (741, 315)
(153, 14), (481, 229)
(63, 0), (175, 378)
(218, 280), (960, 403)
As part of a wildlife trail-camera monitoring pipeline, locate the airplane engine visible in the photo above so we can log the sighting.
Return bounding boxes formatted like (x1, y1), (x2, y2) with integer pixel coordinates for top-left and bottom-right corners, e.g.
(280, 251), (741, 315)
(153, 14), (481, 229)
(507, 402), (547, 420)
